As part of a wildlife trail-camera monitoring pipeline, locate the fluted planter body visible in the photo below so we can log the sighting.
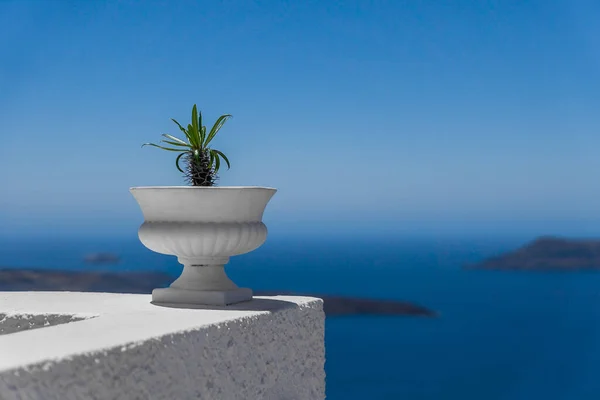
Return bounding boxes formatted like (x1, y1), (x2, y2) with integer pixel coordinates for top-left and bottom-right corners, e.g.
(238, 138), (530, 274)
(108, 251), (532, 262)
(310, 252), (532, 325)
(130, 186), (276, 306)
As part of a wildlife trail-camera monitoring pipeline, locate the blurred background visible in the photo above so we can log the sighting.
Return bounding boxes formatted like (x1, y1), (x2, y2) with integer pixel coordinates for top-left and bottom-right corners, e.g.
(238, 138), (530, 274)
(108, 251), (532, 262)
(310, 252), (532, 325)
(2, 1), (600, 399)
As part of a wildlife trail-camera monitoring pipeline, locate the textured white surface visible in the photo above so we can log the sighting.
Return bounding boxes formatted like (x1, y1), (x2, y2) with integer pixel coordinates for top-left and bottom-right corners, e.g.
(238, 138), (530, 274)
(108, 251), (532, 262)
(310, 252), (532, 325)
(0, 292), (325, 400)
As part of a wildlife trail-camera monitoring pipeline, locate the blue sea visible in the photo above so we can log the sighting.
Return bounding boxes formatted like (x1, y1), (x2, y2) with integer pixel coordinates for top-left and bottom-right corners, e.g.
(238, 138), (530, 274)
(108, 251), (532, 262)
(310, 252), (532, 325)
(2, 235), (600, 400)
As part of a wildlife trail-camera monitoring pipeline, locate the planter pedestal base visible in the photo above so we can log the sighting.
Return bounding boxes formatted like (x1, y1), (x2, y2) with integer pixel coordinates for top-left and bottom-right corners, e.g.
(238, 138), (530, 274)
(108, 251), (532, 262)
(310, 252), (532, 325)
(151, 257), (253, 307)
(152, 287), (253, 307)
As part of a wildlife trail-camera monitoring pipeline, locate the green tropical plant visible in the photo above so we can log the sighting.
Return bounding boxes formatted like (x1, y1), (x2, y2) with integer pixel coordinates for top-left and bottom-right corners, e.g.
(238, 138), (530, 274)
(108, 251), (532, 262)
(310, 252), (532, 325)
(143, 104), (232, 186)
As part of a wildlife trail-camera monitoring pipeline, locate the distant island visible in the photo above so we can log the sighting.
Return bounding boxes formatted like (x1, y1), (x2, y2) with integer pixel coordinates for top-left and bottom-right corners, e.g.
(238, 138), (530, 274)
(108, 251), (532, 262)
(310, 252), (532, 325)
(83, 253), (121, 265)
(466, 236), (600, 271)
(0, 268), (436, 317)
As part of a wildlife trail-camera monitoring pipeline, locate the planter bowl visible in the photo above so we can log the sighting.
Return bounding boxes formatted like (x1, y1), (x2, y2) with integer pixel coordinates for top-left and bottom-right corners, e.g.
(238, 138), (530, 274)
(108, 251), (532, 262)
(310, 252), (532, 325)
(130, 186), (276, 307)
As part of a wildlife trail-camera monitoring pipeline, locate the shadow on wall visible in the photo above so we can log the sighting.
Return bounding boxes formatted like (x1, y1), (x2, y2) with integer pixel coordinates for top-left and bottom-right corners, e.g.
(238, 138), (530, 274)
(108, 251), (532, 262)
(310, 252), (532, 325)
(152, 297), (301, 313)
(0, 268), (436, 317)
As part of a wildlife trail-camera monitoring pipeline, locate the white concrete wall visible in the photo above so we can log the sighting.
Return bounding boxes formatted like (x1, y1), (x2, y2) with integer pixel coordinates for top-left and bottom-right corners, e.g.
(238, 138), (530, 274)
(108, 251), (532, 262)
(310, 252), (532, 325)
(0, 292), (326, 400)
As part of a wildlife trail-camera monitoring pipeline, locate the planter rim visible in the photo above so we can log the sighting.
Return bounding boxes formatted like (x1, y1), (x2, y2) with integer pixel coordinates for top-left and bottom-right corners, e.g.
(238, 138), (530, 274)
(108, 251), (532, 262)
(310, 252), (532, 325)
(130, 186), (276, 191)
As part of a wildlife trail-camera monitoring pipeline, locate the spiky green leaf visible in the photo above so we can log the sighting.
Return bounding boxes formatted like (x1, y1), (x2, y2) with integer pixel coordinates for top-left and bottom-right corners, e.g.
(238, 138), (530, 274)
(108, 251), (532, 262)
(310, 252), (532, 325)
(171, 118), (187, 134)
(208, 150), (215, 169)
(214, 152), (221, 172)
(142, 143), (185, 152)
(198, 110), (204, 144)
(187, 124), (201, 148)
(175, 152), (187, 173)
(191, 105), (199, 137)
(212, 149), (231, 169)
(204, 114), (232, 147)
(171, 118), (196, 146)
(161, 134), (188, 145)
(161, 140), (190, 148)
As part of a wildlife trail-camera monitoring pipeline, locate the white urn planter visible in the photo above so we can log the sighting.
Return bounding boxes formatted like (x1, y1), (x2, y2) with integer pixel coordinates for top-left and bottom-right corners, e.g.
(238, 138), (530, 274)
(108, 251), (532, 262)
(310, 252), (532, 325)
(130, 186), (276, 307)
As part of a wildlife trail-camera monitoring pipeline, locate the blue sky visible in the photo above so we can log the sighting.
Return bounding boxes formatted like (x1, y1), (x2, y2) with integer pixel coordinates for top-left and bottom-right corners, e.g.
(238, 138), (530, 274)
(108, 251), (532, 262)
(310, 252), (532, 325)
(1, 0), (600, 239)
